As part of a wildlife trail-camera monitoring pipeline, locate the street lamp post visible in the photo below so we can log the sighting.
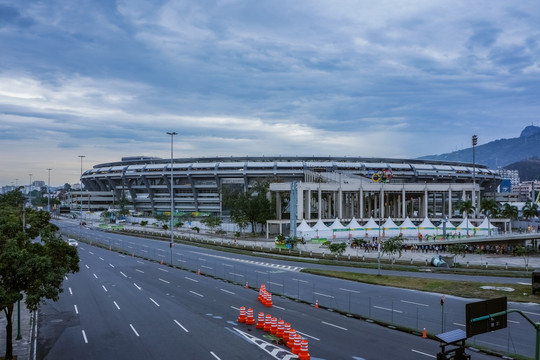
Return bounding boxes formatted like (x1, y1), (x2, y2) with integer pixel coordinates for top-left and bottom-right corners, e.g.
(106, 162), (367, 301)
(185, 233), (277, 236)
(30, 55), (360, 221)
(47, 168), (52, 213)
(167, 132), (177, 265)
(28, 174), (32, 206)
(78, 155), (85, 236)
(472, 135), (477, 218)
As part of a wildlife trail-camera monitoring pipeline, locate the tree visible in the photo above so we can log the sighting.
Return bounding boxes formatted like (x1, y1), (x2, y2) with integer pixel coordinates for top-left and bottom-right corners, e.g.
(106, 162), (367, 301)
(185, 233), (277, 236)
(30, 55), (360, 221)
(329, 242), (347, 256)
(201, 215), (223, 233)
(226, 180), (274, 234)
(501, 203), (518, 220)
(513, 244), (535, 272)
(456, 200), (475, 218)
(522, 201), (538, 221)
(448, 243), (467, 267)
(0, 189), (79, 360)
(382, 236), (404, 262)
(479, 199), (499, 218)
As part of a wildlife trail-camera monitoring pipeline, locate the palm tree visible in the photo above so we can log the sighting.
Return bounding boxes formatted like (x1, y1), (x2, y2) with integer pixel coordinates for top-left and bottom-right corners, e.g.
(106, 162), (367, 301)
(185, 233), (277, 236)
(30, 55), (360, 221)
(500, 203), (518, 220)
(457, 200), (475, 218)
(522, 201), (538, 232)
(480, 198), (499, 218)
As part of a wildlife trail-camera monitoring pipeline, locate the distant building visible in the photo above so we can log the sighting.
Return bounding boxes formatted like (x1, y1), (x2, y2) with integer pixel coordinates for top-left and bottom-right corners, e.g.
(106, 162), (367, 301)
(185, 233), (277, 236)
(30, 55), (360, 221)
(496, 168), (520, 190)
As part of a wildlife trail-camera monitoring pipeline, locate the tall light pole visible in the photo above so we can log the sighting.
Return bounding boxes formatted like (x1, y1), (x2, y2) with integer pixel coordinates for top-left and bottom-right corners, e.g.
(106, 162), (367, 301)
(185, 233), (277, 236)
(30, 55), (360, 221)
(46, 168), (52, 213)
(28, 174), (32, 206)
(78, 155), (85, 226)
(167, 132), (177, 265)
(472, 135), (477, 218)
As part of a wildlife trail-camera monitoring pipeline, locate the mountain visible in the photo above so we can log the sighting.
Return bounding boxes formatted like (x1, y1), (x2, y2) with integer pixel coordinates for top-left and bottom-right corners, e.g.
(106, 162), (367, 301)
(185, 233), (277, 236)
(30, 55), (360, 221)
(419, 125), (540, 169)
(505, 157), (540, 181)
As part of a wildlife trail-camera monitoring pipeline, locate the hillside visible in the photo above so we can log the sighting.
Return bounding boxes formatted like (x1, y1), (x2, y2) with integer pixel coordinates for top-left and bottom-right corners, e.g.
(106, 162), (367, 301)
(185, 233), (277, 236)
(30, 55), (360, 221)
(419, 125), (540, 169)
(505, 157), (540, 181)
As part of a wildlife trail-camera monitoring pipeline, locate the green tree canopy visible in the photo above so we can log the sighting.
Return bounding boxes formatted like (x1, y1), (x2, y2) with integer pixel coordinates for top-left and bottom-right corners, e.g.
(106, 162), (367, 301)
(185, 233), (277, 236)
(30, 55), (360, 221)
(0, 189), (79, 360)
(479, 198), (499, 218)
(500, 203), (518, 220)
(456, 200), (475, 218)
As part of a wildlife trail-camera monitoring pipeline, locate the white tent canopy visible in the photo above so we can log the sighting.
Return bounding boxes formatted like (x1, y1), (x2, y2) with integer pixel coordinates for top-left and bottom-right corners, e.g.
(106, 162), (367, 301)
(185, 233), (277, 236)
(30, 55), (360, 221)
(456, 217), (477, 237)
(418, 217), (437, 237)
(311, 219), (332, 239)
(399, 216), (418, 237)
(329, 218), (347, 239)
(296, 219), (315, 239)
(381, 217), (400, 238)
(475, 218), (497, 236)
(363, 217), (381, 237)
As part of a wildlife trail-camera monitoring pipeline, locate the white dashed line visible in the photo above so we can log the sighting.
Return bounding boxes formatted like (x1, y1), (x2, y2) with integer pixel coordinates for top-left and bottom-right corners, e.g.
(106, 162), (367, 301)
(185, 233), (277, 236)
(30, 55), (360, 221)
(113, 301), (120, 310)
(81, 330), (88, 343)
(220, 289), (235, 295)
(74, 305), (79, 314)
(321, 321), (347, 331)
(102, 285), (108, 292)
(190, 291), (203, 297)
(185, 277), (199, 283)
(401, 300), (429, 307)
(411, 349), (436, 358)
(174, 320), (189, 333)
(134, 283), (141, 290)
(130, 324), (140, 337)
(150, 298), (160, 307)
(159, 278), (170, 284)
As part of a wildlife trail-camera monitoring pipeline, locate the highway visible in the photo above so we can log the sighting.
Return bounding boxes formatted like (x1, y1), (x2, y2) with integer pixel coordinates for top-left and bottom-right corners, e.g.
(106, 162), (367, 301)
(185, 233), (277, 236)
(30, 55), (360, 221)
(45, 219), (538, 359)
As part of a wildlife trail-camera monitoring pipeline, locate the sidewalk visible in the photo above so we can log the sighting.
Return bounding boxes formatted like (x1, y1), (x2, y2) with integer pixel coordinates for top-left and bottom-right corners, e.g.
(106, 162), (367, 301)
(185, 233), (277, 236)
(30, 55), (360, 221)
(0, 302), (34, 360)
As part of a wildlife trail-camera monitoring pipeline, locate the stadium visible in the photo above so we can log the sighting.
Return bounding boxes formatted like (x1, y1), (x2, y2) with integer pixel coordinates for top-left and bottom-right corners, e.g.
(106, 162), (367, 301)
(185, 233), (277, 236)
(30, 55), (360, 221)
(79, 156), (502, 234)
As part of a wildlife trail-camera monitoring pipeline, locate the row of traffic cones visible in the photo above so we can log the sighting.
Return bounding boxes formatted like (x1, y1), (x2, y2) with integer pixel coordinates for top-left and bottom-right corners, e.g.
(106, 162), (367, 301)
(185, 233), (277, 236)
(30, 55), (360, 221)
(257, 284), (273, 307)
(238, 307), (310, 360)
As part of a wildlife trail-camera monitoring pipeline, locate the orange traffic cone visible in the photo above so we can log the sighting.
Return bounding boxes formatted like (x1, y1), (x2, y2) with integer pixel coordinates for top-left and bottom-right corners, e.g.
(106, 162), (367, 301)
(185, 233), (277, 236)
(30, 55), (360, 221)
(298, 339), (310, 360)
(263, 314), (273, 332)
(276, 319), (285, 338)
(315, 300), (319, 308)
(292, 334), (302, 355)
(287, 329), (297, 348)
(245, 281), (249, 289)
(265, 292), (273, 308)
(282, 322), (291, 341)
(246, 308), (255, 325)
(237, 306), (246, 323)
(197, 269), (200, 275)
(270, 317), (278, 335)
(256, 312), (265, 329)
(160, 259), (163, 265)
(422, 328), (427, 338)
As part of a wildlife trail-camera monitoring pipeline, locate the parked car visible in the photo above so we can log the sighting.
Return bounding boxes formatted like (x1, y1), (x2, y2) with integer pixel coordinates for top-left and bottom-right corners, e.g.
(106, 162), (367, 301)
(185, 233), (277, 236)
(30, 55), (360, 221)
(67, 239), (78, 247)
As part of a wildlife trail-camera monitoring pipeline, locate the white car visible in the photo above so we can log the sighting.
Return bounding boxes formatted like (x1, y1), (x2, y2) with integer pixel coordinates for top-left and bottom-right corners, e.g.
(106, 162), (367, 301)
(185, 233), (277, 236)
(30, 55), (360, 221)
(67, 239), (78, 247)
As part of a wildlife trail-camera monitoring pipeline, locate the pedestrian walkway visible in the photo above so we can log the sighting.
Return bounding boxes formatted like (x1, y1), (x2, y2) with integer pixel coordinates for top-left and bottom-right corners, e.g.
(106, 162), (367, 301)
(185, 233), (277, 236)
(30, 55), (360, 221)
(0, 302), (34, 360)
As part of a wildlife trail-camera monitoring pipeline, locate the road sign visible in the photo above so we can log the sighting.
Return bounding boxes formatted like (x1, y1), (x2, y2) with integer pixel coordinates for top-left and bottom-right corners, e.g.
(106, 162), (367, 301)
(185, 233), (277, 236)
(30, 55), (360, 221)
(466, 297), (507, 337)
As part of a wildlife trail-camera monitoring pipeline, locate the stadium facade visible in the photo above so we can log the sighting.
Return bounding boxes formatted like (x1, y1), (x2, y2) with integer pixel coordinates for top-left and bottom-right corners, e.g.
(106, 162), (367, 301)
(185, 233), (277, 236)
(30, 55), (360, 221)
(80, 156), (501, 225)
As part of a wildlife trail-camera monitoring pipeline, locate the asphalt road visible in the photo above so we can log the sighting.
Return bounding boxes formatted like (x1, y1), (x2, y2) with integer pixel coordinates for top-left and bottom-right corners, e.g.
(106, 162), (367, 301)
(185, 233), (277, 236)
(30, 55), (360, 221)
(51, 219), (539, 358)
(37, 240), (505, 360)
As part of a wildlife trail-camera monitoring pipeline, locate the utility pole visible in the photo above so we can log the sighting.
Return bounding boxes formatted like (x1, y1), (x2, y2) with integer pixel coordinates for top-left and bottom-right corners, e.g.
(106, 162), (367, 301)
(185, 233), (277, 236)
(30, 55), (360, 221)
(166, 132), (177, 265)
(47, 168), (52, 213)
(78, 155), (85, 235)
(472, 135), (477, 218)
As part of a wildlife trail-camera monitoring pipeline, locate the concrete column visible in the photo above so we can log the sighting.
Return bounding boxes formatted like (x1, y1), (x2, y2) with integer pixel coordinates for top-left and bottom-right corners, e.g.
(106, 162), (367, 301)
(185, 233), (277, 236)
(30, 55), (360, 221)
(380, 187), (385, 219)
(338, 187), (343, 219)
(276, 192), (282, 220)
(305, 189), (311, 220)
(297, 187), (304, 220)
(448, 188), (452, 218)
(402, 187), (406, 219)
(359, 188), (364, 220)
(424, 188), (428, 218)
(327, 193), (332, 218)
(318, 186), (322, 219)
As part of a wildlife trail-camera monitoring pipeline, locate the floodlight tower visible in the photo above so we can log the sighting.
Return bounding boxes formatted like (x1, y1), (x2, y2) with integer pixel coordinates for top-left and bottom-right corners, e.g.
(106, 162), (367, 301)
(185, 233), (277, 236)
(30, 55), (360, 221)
(167, 131), (177, 265)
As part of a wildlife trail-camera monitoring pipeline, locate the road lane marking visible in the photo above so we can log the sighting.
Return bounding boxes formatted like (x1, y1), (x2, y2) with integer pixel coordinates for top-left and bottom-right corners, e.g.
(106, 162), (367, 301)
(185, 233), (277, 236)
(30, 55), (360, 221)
(74, 305), (79, 314)
(221, 289), (235, 295)
(293, 278), (309, 283)
(174, 320), (189, 333)
(136, 269), (144, 273)
(201, 265), (213, 269)
(99, 257), (104, 261)
(150, 298), (160, 307)
(137, 261), (144, 264)
(321, 321), (347, 331)
(159, 278), (170, 284)
(453, 323), (465, 327)
(339, 288), (361, 294)
(229, 272), (244, 277)
(81, 330), (88, 343)
(524, 311), (540, 316)
(190, 291), (203, 297)
(411, 349), (436, 358)
(89, 251), (94, 255)
(273, 305), (285, 310)
(268, 281), (283, 287)
(373, 305), (403, 313)
(314, 292), (334, 298)
(120, 272), (127, 278)
(85, 265), (90, 269)
(93, 273), (98, 279)
(114, 301), (120, 310)
(255, 270), (267, 275)
(130, 324), (140, 337)
(518, 282), (531, 285)
(69, 287), (73, 295)
(508, 319), (520, 324)
(210, 352), (221, 360)
(231, 306), (241, 311)
(296, 331), (320, 341)
(109, 263), (115, 268)
(400, 300), (429, 307)
(134, 283), (141, 290)
(158, 268), (169, 272)
(185, 277), (199, 283)
(102, 285), (108, 292)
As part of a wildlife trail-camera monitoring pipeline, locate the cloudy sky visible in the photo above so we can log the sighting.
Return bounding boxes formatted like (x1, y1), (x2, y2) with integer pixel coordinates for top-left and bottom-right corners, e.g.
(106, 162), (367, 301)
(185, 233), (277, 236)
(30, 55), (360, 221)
(1, 1), (539, 187)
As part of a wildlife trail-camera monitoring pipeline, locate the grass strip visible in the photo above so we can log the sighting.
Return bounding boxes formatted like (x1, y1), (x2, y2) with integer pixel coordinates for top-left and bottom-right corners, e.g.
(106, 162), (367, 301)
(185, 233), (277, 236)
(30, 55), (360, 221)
(301, 268), (537, 303)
